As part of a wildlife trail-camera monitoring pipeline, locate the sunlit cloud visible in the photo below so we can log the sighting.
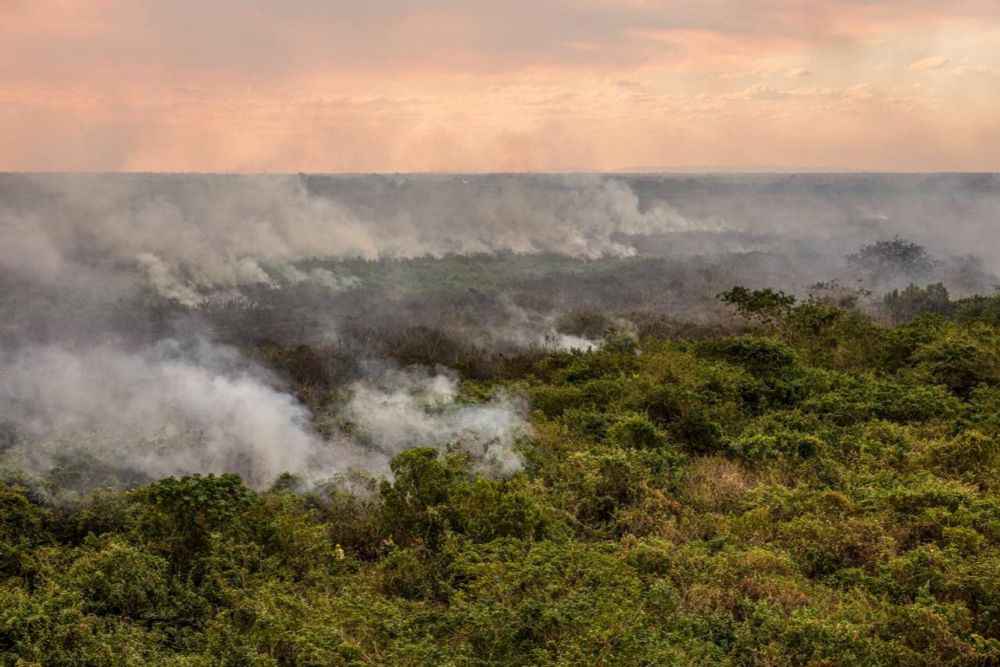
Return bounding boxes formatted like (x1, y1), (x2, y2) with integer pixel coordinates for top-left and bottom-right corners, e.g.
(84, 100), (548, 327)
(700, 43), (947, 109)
(910, 56), (950, 71)
(952, 59), (1000, 76)
(1, 0), (999, 171)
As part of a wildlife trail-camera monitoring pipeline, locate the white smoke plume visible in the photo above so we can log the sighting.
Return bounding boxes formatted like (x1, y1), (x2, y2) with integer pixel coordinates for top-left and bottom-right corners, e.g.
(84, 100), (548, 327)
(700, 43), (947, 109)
(0, 340), (528, 489)
(5, 173), (999, 305)
(343, 363), (528, 478)
(3, 172), (999, 492)
(0, 173), (690, 301)
(136, 253), (204, 306)
(481, 296), (600, 352)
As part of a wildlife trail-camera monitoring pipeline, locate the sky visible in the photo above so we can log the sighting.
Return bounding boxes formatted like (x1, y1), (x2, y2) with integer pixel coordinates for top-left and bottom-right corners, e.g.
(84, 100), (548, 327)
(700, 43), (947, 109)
(1, 0), (999, 172)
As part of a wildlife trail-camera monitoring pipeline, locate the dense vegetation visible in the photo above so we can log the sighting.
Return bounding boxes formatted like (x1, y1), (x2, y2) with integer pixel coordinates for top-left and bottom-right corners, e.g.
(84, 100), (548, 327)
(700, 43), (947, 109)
(6, 285), (1000, 665)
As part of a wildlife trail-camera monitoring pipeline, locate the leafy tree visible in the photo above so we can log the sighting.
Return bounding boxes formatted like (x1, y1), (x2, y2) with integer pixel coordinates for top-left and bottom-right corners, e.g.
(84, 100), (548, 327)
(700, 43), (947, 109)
(718, 286), (796, 323)
(848, 237), (935, 284)
(134, 473), (257, 574)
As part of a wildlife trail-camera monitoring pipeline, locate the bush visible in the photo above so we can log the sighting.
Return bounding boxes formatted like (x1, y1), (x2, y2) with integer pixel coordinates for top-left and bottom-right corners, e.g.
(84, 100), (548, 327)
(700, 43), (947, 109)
(884, 283), (953, 324)
(913, 333), (1000, 396)
(607, 413), (668, 451)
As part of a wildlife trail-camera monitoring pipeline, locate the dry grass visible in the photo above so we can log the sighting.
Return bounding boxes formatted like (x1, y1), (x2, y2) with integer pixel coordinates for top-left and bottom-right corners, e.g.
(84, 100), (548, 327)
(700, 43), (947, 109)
(681, 455), (761, 512)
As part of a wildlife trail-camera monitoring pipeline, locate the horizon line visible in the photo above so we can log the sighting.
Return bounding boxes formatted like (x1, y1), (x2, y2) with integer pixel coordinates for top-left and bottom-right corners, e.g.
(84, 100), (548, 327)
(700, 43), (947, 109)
(3, 169), (1000, 177)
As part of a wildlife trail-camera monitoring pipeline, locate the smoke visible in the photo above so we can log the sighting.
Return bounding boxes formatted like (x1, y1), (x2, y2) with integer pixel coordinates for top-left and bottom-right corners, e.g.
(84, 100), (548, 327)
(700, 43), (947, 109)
(0, 173), (691, 302)
(486, 296), (600, 351)
(0, 340), (527, 490)
(4, 173), (999, 308)
(4, 172), (999, 306)
(342, 363), (528, 478)
(0, 174), (374, 299)
(136, 253), (204, 306)
(2, 172), (1000, 491)
(275, 265), (360, 291)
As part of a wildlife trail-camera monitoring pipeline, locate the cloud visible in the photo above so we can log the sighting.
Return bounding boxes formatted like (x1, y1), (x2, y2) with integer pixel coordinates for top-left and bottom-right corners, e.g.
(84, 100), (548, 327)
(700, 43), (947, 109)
(1, 1), (995, 85)
(952, 61), (1000, 76)
(727, 84), (791, 101)
(2, 1), (1000, 171)
(910, 56), (949, 71)
(723, 82), (881, 104)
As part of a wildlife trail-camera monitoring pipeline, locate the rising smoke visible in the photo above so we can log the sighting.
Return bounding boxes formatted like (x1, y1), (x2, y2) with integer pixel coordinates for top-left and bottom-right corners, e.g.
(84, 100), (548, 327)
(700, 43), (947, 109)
(1, 172), (999, 490)
(0, 340), (528, 490)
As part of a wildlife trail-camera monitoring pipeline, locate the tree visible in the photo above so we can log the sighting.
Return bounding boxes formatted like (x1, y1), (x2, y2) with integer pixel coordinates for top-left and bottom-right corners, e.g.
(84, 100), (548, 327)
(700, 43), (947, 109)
(848, 237), (935, 284)
(718, 286), (796, 324)
(884, 283), (953, 324)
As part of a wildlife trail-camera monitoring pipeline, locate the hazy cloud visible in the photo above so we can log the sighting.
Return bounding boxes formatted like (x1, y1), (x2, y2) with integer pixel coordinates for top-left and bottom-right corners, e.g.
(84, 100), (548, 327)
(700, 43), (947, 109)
(1, 1), (999, 170)
(910, 56), (950, 71)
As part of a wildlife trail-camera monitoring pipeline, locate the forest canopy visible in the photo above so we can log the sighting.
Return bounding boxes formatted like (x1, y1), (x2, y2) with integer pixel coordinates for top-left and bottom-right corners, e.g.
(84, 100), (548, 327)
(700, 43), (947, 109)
(5, 284), (1000, 665)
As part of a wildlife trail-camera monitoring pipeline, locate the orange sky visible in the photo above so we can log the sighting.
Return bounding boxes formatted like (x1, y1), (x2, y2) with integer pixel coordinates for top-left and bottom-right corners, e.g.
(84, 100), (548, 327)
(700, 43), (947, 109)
(1, 0), (999, 172)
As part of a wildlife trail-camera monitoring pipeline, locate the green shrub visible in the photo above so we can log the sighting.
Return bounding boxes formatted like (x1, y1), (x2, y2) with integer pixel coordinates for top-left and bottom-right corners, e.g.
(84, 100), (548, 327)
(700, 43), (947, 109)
(607, 413), (668, 451)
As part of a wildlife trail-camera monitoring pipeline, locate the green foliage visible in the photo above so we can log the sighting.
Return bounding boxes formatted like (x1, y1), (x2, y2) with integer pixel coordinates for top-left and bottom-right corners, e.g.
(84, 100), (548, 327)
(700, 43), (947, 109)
(607, 412), (668, 450)
(0, 482), (51, 581)
(9, 290), (1000, 664)
(952, 293), (1000, 323)
(134, 473), (258, 574)
(697, 336), (798, 376)
(885, 283), (953, 323)
(718, 285), (796, 323)
(66, 538), (171, 619)
(379, 448), (464, 549)
(848, 237), (936, 281)
(912, 332), (1000, 397)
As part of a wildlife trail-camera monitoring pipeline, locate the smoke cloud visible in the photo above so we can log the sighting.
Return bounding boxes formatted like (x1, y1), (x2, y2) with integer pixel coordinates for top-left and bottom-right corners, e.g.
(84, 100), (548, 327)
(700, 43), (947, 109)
(4, 173), (999, 304)
(343, 363), (528, 478)
(2, 172), (999, 492)
(0, 174), (691, 300)
(0, 340), (528, 490)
